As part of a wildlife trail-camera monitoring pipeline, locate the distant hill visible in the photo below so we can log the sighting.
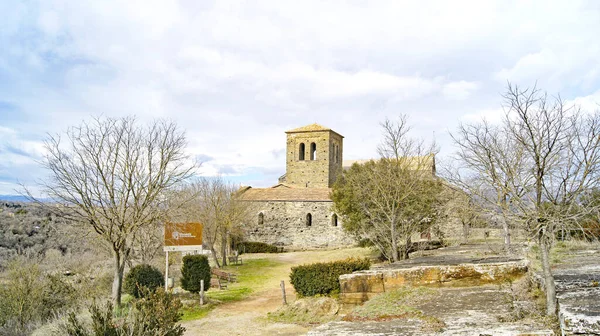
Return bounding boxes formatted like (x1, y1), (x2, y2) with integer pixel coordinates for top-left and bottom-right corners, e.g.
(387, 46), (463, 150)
(0, 195), (52, 202)
(0, 200), (90, 267)
(0, 195), (30, 202)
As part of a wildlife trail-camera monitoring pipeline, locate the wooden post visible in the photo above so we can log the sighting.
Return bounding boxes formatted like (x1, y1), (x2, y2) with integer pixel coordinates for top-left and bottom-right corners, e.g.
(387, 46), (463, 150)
(164, 251), (169, 291)
(200, 279), (205, 306)
(280, 280), (287, 305)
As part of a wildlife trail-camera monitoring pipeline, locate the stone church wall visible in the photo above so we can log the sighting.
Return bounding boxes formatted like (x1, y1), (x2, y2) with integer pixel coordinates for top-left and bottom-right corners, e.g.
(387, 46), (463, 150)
(245, 200), (355, 249)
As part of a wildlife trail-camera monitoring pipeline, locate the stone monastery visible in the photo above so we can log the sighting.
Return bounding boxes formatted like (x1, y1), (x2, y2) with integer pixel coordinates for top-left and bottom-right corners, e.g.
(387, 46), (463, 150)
(240, 123), (436, 249)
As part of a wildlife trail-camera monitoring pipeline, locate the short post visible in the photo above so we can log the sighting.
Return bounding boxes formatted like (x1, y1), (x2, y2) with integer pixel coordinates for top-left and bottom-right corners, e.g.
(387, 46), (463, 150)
(200, 279), (205, 306)
(164, 251), (169, 291)
(280, 280), (287, 305)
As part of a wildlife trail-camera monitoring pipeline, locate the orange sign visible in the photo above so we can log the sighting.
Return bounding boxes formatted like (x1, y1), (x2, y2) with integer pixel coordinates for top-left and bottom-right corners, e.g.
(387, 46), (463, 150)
(164, 222), (203, 247)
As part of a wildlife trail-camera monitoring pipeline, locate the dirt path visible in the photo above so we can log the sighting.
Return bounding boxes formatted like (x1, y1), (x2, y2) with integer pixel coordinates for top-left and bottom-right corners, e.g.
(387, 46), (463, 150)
(182, 248), (370, 336)
(183, 286), (309, 336)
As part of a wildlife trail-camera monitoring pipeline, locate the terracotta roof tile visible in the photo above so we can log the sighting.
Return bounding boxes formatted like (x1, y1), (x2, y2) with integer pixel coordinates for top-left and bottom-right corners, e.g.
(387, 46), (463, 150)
(285, 123), (331, 133)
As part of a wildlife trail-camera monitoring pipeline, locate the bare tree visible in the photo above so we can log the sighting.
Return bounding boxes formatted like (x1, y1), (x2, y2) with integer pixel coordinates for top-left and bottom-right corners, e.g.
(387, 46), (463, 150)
(448, 119), (529, 250)
(170, 177), (250, 267)
(449, 83), (600, 316)
(31, 116), (195, 306)
(502, 83), (600, 315)
(333, 116), (444, 262)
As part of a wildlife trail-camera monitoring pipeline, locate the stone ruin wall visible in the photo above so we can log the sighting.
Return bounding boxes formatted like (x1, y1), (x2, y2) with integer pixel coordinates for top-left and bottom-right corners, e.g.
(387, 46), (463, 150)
(244, 200), (355, 249)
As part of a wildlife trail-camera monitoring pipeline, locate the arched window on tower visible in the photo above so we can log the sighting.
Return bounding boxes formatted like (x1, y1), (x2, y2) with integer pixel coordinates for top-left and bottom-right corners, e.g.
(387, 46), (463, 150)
(306, 213), (312, 227)
(299, 143), (305, 161)
(334, 144), (338, 163)
(258, 212), (264, 225)
(332, 214), (338, 227)
(310, 142), (316, 160)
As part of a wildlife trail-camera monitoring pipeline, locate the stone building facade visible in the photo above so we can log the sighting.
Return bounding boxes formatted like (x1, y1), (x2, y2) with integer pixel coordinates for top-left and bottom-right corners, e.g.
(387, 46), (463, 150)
(239, 123), (454, 250)
(240, 124), (354, 249)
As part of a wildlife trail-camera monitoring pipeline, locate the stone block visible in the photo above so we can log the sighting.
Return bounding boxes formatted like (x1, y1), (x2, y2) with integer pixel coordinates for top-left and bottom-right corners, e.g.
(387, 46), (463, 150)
(339, 272), (385, 293)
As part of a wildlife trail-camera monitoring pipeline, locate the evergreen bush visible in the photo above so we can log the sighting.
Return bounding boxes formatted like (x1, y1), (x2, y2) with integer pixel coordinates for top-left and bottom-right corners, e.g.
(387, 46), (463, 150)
(59, 289), (185, 336)
(237, 241), (279, 254)
(124, 264), (164, 298)
(180, 255), (211, 294)
(289, 257), (371, 297)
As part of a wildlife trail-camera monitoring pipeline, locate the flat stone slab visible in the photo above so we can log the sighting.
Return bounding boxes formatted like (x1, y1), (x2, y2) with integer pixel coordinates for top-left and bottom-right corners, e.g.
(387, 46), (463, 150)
(311, 285), (553, 335)
(553, 249), (600, 335)
(340, 253), (528, 304)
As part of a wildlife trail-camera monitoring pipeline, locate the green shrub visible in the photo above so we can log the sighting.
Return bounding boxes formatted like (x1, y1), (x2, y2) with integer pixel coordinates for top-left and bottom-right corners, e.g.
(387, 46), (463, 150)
(237, 241), (279, 254)
(290, 257), (371, 297)
(41, 274), (79, 320)
(180, 255), (211, 294)
(58, 289), (185, 336)
(124, 264), (164, 298)
(0, 258), (79, 335)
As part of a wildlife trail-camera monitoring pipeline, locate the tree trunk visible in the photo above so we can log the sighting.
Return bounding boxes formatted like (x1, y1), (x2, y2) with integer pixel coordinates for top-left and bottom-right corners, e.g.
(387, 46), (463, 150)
(502, 216), (511, 251)
(500, 195), (511, 251)
(221, 231), (228, 267)
(462, 220), (470, 244)
(112, 252), (126, 307)
(209, 244), (221, 268)
(539, 232), (557, 316)
(390, 223), (399, 262)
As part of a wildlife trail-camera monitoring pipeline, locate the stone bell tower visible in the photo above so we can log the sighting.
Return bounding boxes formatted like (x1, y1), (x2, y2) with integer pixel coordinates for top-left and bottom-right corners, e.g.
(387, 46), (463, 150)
(283, 123), (343, 188)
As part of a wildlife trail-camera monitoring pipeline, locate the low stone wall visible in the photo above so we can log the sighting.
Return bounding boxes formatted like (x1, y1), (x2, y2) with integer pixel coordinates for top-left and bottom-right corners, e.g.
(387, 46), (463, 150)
(339, 258), (528, 304)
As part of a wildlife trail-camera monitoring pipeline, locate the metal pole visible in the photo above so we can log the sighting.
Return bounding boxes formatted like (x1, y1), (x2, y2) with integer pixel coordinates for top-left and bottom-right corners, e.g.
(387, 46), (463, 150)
(165, 251), (169, 291)
(200, 279), (205, 306)
(280, 280), (287, 305)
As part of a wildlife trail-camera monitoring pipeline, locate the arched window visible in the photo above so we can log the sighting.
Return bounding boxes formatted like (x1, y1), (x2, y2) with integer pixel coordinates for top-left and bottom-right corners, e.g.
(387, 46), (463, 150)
(306, 213), (312, 227)
(333, 144), (338, 163)
(258, 212), (264, 225)
(299, 143), (305, 161)
(310, 142), (316, 160)
(332, 214), (338, 227)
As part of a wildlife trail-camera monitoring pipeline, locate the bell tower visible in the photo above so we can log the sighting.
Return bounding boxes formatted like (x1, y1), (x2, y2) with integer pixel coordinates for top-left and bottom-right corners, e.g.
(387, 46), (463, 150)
(283, 124), (343, 188)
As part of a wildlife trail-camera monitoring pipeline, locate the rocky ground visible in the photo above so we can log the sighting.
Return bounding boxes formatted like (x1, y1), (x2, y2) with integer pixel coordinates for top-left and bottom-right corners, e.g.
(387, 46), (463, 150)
(311, 244), (554, 336)
(552, 248), (600, 335)
(182, 243), (600, 335)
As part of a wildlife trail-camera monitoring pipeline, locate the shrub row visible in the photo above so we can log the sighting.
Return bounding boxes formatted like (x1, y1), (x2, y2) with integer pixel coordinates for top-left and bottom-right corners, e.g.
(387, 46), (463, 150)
(289, 257), (371, 297)
(237, 241), (279, 254)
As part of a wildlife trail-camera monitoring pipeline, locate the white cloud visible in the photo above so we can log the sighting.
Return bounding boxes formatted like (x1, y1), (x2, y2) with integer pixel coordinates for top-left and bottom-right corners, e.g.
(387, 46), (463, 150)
(1, 0), (600, 191)
(443, 81), (480, 101)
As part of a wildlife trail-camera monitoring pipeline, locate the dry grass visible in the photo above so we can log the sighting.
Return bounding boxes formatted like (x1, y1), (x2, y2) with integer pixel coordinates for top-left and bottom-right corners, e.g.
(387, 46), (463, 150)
(343, 287), (445, 332)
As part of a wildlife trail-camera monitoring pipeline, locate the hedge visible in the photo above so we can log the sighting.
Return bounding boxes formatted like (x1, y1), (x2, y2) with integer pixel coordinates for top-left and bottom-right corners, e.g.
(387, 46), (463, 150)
(237, 241), (279, 254)
(124, 264), (164, 298)
(289, 257), (371, 297)
(181, 255), (211, 294)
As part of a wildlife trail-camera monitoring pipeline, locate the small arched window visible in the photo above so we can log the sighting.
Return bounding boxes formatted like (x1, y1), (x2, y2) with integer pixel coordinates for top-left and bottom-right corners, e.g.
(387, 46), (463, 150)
(258, 212), (264, 225)
(333, 144), (338, 163)
(306, 213), (312, 227)
(310, 142), (317, 160)
(332, 214), (338, 227)
(299, 143), (305, 161)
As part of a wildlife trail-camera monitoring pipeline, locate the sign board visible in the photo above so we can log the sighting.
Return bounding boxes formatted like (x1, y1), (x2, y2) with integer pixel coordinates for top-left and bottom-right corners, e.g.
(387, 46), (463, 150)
(163, 222), (203, 252)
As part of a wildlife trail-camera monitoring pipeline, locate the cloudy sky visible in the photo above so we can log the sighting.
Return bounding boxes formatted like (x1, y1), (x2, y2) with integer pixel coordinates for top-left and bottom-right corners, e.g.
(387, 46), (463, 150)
(1, 0), (600, 195)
